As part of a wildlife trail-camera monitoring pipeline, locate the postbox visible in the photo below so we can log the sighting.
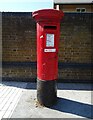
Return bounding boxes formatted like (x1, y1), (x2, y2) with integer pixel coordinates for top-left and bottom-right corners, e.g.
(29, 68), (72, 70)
(32, 9), (64, 106)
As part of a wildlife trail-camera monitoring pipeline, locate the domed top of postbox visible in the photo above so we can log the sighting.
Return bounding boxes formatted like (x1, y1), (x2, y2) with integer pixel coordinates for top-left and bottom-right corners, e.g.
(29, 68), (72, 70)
(32, 9), (64, 22)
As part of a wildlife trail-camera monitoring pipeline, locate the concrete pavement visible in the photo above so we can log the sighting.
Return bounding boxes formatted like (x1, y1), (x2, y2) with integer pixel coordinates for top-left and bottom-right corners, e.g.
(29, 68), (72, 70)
(0, 81), (27, 119)
(0, 81), (93, 119)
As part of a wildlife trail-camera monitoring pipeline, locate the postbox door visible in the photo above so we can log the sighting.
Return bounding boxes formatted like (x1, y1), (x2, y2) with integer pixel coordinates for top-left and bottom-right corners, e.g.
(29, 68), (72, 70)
(41, 27), (59, 80)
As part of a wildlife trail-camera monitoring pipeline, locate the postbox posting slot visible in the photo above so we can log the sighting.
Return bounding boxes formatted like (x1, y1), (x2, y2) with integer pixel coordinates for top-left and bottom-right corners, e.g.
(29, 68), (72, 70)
(44, 26), (57, 30)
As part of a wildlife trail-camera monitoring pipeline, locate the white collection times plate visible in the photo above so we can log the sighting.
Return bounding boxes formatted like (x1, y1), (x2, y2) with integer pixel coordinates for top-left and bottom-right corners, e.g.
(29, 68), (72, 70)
(44, 49), (56, 52)
(46, 34), (54, 47)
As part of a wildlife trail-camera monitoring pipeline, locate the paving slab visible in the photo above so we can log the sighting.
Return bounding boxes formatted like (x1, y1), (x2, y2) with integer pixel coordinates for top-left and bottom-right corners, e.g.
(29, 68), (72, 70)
(11, 83), (93, 119)
(0, 81), (27, 119)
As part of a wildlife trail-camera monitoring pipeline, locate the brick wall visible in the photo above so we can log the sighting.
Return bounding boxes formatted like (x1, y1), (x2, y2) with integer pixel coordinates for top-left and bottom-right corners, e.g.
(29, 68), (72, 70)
(59, 13), (92, 82)
(59, 13), (92, 63)
(2, 12), (36, 62)
(2, 12), (92, 83)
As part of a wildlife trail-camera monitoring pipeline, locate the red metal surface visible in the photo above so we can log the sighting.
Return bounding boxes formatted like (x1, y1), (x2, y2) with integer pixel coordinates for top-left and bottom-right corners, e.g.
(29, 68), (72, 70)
(32, 9), (64, 80)
(32, 9), (64, 22)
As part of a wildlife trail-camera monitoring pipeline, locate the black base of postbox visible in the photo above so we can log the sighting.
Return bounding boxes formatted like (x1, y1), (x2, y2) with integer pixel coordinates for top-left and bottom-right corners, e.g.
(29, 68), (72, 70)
(37, 79), (57, 107)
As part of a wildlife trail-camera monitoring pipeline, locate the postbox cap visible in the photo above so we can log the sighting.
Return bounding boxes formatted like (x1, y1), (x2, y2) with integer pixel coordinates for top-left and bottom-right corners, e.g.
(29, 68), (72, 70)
(32, 9), (64, 22)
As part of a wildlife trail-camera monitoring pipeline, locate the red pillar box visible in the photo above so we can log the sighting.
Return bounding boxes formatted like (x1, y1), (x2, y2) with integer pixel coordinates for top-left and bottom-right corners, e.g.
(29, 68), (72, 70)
(32, 9), (64, 106)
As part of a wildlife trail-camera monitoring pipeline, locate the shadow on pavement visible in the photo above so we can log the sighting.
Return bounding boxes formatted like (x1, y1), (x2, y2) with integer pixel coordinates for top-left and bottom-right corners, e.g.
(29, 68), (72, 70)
(57, 83), (93, 91)
(1, 81), (27, 89)
(26, 82), (37, 89)
(2, 81), (93, 91)
(50, 97), (93, 119)
(26, 82), (93, 91)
